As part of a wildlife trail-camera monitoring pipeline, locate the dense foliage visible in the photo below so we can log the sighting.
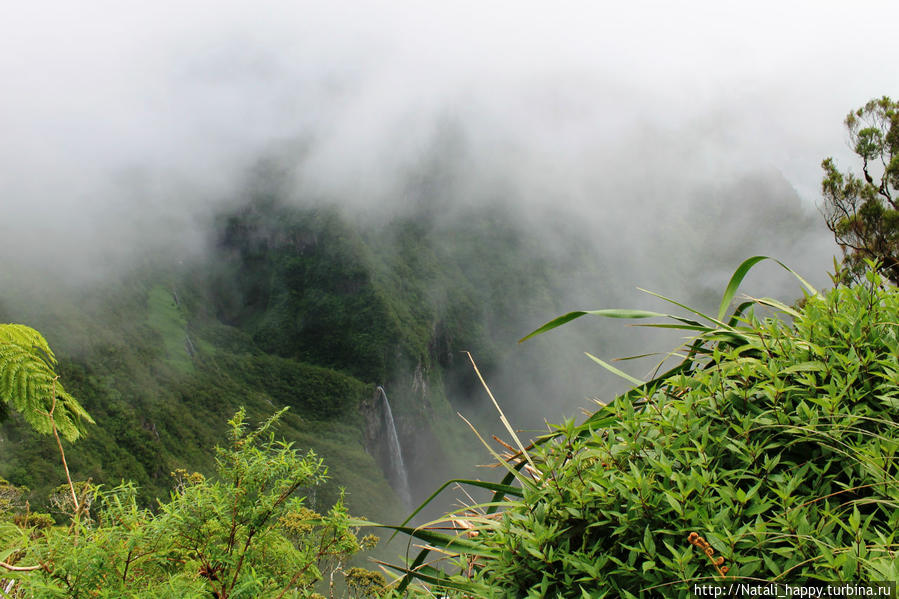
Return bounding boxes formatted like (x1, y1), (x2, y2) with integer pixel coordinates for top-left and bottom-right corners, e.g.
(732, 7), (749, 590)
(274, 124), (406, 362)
(1, 408), (385, 598)
(388, 264), (899, 597)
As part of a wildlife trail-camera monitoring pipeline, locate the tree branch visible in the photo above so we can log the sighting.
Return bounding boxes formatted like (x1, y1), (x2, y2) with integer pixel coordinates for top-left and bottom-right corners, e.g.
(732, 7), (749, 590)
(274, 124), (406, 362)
(0, 560), (43, 572)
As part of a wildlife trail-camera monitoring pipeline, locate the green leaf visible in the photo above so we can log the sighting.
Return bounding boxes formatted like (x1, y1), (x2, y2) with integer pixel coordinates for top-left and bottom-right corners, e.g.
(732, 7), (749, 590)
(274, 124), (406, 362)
(716, 256), (818, 321)
(585, 352), (644, 386)
(519, 309), (667, 343)
(373, 524), (498, 557)
(718, 256), (770, 321)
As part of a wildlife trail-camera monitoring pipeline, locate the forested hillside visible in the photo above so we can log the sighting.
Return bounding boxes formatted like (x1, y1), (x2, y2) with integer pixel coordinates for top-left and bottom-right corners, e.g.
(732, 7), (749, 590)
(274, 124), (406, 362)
(0, 190), (596, 520)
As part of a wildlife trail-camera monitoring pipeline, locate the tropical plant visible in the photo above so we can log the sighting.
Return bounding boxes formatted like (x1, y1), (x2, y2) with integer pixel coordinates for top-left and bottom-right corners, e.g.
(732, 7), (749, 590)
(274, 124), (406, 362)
(821, 95), (899, 283)
(381, 258), (899, 597)
(1, 323), (95, 587)
(0, 324), (93, 441)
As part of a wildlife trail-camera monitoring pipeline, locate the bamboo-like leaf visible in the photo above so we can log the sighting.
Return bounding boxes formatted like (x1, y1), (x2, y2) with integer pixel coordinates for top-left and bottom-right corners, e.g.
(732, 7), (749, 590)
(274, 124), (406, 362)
(778, 260), (819, 297)
(701, 329), (754, 347)
(393, 547), (432, 593)
(717, 256), (770, 321)
(583, 309), (670, 319)
(376, 559), (492, 594)
(372, 524), (498, 557)
(717, 256), (818, 320)
(727, 300), (757, 327)
(585, 352), (644, 386)
(390, 478), (522, 540)
(780, 361), (826, 374)
(633, 323), (712, 333)
(519, 309), (667, 343)
(614, 352), (661, 362)
(518, 310), (589, 343)
(637, 287), (731, 329)
(750, 296), (802, 318)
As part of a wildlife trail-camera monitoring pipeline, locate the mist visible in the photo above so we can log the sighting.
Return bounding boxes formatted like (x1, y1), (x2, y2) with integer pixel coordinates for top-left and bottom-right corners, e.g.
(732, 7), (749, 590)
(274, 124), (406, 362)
(1, 1), (896, 424)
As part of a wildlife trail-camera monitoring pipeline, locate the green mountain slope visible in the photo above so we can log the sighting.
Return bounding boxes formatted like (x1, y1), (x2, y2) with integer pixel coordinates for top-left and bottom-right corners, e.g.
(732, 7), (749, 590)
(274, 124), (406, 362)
(0, 194), (584, 523)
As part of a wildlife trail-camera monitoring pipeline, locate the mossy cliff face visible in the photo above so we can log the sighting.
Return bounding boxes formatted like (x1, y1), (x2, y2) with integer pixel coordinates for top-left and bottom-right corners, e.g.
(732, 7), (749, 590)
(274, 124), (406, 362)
(203, 198), (500, 498)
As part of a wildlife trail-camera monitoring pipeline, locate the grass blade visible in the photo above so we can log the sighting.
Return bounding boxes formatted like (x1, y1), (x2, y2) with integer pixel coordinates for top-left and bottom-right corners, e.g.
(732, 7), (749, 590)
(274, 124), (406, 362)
(393, 547), (431, 592)
(466, 352), (537, 474)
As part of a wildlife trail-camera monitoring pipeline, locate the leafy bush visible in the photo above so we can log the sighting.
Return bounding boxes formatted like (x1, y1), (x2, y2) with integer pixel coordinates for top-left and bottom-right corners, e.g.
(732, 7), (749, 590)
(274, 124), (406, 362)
(1, 409), (383, 598)
(387, 261), (899, 597)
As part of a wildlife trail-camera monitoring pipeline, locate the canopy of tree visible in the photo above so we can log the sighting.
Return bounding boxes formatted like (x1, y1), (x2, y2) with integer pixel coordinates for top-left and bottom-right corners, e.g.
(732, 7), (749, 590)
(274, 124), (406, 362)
(821, 96), (899, 283)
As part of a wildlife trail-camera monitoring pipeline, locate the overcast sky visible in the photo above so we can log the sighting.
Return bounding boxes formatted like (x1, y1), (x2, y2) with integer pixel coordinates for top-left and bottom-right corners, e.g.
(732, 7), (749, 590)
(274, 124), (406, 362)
(1, 1), (896, 282)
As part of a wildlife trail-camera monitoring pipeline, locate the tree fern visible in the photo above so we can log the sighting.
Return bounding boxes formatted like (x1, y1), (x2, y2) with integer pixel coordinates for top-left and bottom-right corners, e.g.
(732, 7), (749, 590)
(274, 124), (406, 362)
(0, 324), (93, 441)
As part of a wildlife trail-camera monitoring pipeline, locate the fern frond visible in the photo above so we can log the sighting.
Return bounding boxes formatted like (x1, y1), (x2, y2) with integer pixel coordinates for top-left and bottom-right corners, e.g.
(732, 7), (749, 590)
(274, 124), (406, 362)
(0, 323), (57, 366)
(0, 324), (94, 441)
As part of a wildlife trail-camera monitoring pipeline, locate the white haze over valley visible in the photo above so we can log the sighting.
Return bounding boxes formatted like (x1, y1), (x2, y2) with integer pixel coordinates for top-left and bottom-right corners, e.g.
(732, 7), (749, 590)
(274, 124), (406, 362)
(1, 1), (896, 412)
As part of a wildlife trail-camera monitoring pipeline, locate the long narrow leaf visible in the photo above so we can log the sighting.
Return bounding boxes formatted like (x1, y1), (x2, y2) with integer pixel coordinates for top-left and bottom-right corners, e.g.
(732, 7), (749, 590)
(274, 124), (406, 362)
(394, 547), (431, 592)
(637, 287), (732, 329)
(727, 301), (756, 327)
(518, 310), (589, 343)
(519, 309), (668, 343)
(391, 478), (522, 535)
(717, 256), (769, 321)
(585, 352), (644, 386)
(372, 524), (498, 557)
(614, 352), (661, 362)
(750, 296), (802, 318)
(717, 256), (818, 320)
(487, 462), (528, 514)
(377, 559), (492, 594)
(633, 323), (712, 332)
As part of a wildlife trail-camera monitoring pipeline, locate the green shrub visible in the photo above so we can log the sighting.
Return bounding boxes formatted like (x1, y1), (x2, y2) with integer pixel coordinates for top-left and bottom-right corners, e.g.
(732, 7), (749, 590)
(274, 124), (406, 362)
(388, 261), (899, 597)
(2, 409), (384, 598)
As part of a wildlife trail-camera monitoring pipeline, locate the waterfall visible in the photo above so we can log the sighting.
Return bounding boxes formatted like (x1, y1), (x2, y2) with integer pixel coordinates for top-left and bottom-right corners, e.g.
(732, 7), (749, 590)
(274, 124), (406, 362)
(377, 386), (411, 506)
(184, 332), (196, 357)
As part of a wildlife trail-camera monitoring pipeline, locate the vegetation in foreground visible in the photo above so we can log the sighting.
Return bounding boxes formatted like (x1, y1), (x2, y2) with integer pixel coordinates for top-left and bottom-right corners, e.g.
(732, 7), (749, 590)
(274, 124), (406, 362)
(1, 324), (387, 598)
(383, 261), (899, 597)
(6, 260), (898, 598)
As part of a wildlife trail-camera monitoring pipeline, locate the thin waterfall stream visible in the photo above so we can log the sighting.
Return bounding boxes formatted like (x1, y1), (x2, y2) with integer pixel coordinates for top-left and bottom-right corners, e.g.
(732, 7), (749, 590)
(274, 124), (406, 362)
(376, 385), (411, 506)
